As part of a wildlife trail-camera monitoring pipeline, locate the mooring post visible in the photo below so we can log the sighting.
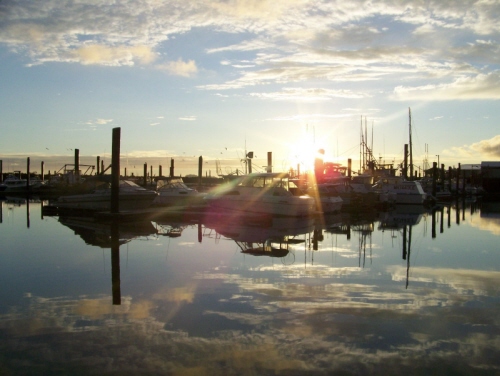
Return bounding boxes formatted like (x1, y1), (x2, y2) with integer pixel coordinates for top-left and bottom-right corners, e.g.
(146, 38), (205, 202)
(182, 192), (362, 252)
(198, 156), (203, 188)
(41, 161), (44, 182)
(403, 144), (408, 179)
(0, 160), (3, 183)
(97, 156), (100, 175)
(448, 166), (452, 192)
(143, 163), (147, 186)
(111, 127), (121, 214)
(159, 165), (162, 177)
(150, 165), (153, 186)
(348, 158), (352, 178)
(267, 152), (272, 173)
(170, 158), (174, 178)
(75, 149), (80, 181)
(461, 166), (466, 193)
(432, 162), (437, 197)
(26, 157), (30, 190)
(440, 164), (445, 190)
(457, 163), (461, 194)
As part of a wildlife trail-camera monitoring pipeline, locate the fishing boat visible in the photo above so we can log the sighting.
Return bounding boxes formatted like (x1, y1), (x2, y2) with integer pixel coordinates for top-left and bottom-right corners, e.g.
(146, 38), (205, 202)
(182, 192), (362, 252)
(204, 172), (316, 217)
(153, 178), (206, 208)
(55, 180), (158, 211)
(306, 184), (343, 213)
(0, 174), (44, 193)
(372, 177), (427, 205)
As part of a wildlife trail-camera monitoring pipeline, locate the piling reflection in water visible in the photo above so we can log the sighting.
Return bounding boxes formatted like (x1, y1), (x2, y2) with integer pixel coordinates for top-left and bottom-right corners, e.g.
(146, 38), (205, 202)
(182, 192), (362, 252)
(1, 199), (500, 375)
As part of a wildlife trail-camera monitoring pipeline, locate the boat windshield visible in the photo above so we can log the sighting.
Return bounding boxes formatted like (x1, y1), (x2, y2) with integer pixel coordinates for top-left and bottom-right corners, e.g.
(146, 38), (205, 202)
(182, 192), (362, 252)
(237, 175), (289, 190)
(156, 179), (189, 190)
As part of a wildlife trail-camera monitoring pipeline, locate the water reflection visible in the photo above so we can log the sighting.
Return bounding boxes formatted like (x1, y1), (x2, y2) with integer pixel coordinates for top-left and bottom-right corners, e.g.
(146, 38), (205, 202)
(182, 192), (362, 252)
(1, 200), (499, 374)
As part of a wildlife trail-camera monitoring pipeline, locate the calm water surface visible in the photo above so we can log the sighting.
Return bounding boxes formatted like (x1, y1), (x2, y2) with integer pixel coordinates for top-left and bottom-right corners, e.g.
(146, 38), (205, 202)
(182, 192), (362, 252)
(1, 198), (499, 375)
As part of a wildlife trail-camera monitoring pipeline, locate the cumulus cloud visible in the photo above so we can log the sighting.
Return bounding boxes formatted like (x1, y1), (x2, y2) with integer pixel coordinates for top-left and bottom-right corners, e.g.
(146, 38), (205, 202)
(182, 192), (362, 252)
(392, 71), (500, 100)
(470, 135), (500, 158)
(157, 58), (198, 77)
(71, 45), (156, 66)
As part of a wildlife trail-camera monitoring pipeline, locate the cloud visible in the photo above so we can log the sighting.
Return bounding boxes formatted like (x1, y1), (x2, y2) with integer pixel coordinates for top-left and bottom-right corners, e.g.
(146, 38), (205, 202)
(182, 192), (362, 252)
(250, 87), (369, 101)
(95, 118), (113, 125)
(439, 135), (500, 163)
(157, 58), (198, 77)
(392, 71), (500, 100)
(71, 45), (156, 66)
(179, 115), (197, 121)
(469, 135), (500, 158)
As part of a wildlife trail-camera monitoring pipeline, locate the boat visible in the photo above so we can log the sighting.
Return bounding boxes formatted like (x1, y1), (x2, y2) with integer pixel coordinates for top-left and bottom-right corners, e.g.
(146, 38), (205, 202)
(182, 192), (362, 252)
(0, 174), (44, 194)
(204, 172), (316, 217)
(306, 184), (343, 213)
(55, 180), (158, 211)
(372, 176), (426, 205)
(152, 178), (206, 208)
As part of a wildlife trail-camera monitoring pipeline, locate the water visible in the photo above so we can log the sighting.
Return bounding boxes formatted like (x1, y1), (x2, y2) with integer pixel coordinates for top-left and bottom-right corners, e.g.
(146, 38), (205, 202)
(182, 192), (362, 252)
(1, 198), (499, 375)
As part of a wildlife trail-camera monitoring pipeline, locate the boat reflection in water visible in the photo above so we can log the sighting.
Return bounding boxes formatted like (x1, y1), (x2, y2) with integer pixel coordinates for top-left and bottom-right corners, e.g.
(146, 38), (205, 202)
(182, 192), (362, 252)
(204, 213), (315, 263)
(59, 216), (157, 248)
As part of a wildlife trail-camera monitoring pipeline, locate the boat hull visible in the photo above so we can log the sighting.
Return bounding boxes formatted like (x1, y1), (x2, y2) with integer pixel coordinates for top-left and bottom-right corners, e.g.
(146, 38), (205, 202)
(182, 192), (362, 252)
(206, 195), (315, 217)
(56, 192), (157, 211)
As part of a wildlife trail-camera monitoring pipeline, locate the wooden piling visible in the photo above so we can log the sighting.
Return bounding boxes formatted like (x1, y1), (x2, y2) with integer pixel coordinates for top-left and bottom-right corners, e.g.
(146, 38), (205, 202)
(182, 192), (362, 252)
(143, 163), (147, 186)
(170, 158), (174, 178)
(448, 166), (452, 192)
(403, 144), (408, 179)
(440, 164), (445, 190)
(267, 152), (272, 173)
(348, 158), (352, 178)
(461, 165), (466, 193)
(159, 165), (162, 177)
(0, 160), (3, 183)
(26, 157), (30, 190)
(111, 128), (121, 214)
(432, 162), (437, 197)
(97, 156), (100, 175)
(457, 163), (461, 194)
(198, 156), (203, 187)
(75, 149), (80, 180)
(41, 161), (44, 182)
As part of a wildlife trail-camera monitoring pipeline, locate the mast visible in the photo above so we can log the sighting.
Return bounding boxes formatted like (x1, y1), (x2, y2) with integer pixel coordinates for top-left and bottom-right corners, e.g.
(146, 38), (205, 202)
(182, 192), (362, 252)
(409, 107), (413, 179)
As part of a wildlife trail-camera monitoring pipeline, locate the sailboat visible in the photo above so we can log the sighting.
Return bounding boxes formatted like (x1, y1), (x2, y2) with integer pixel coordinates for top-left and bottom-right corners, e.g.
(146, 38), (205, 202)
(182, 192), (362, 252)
(372, 108), (426, 206)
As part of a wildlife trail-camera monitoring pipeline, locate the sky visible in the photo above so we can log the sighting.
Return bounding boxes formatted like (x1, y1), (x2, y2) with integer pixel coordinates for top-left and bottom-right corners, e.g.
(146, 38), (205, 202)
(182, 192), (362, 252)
(1, 0), (499, 177)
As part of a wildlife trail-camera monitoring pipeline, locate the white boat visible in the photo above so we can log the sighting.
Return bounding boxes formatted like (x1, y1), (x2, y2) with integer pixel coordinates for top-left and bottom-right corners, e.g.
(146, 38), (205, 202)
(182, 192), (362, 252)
(307, 185), (343, 213)
(0, 174), (44, 193)
(56, 180), (158, 211)
(204, 172), (316, 217)
(372, 177), (426, 205)
(153, 178), (206, 207)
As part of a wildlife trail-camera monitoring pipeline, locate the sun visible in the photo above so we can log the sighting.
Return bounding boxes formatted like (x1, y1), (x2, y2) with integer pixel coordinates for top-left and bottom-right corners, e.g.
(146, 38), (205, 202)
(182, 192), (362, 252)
(288, 132), (326, 174)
